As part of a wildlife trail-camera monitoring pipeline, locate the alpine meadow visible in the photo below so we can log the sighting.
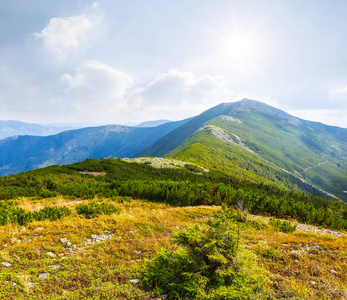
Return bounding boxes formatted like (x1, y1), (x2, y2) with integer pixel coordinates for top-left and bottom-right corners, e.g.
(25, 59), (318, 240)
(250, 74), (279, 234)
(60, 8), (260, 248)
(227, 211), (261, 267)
(1, 1), (347, 299)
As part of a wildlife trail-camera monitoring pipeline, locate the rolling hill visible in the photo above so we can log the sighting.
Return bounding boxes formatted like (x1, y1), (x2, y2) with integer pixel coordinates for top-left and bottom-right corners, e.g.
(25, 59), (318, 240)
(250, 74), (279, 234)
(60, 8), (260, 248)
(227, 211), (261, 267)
(137, 99), (347, 201)
(0, 119), (188, 176)
(0, 99), (346, 202)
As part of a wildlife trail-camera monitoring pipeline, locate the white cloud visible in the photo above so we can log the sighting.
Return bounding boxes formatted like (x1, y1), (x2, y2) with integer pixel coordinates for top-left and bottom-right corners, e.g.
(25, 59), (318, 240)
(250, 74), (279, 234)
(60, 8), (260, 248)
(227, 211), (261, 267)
(33, 15), (99, 55)
(328, 85), (347, 108)
(92, 2), (99, 9)
(287, 109), (347, 128)
(129, 70), (233, 110)
(61, 61), (133, 120)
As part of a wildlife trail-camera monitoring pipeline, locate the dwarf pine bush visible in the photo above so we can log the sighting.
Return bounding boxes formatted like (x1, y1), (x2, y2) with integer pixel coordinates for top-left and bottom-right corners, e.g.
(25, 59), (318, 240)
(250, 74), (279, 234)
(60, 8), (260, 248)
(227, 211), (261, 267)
(141, 206), (270, 299)
(269, 218), (296, 233)
(75, 201), (121, 219)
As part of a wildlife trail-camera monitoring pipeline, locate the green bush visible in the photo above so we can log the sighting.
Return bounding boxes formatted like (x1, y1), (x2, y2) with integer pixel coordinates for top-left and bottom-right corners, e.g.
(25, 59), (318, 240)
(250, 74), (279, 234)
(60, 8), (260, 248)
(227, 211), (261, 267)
(141, 207), (269, 299)
(269, 218), (296, 233)
(32, 206), (71, 221)
(75, 201), (121, 219)
(0, 201), (71, 226)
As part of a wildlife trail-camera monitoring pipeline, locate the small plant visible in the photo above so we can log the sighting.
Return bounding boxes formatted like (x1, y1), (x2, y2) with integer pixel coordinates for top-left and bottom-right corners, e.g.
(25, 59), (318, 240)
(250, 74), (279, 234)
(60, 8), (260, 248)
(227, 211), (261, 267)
(76, 201), (121, 219)
(248, 219), (269, 230)
(261, 246), (281, 260)
(32, 206), (71, 221)
(141, 208), (269, 299)
(184, 163), (203, 173)
(269, 218), (296, 233)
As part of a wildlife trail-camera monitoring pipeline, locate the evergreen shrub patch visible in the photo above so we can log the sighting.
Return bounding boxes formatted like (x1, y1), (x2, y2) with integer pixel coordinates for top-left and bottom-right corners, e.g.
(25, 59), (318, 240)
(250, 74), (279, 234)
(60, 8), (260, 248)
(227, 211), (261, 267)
(141, 206), (270, 299)
(75, 201), (121, 219)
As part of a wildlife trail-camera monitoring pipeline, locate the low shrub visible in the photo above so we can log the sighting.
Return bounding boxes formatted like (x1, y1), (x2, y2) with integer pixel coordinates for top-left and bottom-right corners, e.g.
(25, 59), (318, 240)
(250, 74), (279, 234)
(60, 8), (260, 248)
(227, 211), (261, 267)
(269, 218), (296, 233)
(32, 206), (71, 221)
(75, 201), (121, 219)
(141, 206), (269, 299)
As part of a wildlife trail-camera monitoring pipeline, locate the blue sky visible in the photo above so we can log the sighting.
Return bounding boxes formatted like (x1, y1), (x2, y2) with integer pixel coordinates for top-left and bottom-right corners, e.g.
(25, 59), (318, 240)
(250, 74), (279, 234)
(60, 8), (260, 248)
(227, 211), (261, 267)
(1, 0), (347, 127)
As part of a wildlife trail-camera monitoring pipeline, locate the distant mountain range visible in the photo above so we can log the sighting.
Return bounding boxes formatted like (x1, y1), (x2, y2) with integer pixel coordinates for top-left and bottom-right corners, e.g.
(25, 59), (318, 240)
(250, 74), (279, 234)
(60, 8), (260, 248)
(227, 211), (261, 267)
(136, 120), (171, 127)
(0, 99), (346, 202)
(0, 120), (94, 140)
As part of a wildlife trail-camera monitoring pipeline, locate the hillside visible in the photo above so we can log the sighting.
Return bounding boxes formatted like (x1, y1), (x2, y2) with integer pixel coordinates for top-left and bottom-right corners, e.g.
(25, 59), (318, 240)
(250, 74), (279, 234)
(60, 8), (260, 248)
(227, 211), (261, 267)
(1, 99), (346, 202)
(0, 157), (346, 299)
(0, 119), (188, 176)
(138, 99), (347, 202)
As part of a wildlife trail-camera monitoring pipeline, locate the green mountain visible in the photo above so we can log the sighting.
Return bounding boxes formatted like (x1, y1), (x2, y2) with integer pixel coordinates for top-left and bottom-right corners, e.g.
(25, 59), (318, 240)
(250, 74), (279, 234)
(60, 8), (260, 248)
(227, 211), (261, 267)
(0, 119), (188, 176)
(1, 99), (346, 202)
(137, 99), (347, 201)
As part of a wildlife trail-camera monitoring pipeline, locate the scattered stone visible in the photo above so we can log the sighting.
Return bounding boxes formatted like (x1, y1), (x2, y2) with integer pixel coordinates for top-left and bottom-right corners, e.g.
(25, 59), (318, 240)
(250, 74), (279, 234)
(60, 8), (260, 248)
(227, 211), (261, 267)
(135, 250), (142, 254)
(65, 242), (72, 248)
(310, 281), (317, 285)
(59, 238), (68, 243)
(130, 279), (140, 284)
(309, 250), (318, 255)
(290, 250), (300, 255)
(35, 227), (43, 231)
(27, 239), (32, 242)
(49, 265), (61, 270)
(28, 282), (37, 287)
(47, 252), (57, 258)
(329, 270), (338, 275)
(3, 244), (7, 247)
(39, 273), (50, 279)
(12, 282), (17, 286)
(159, 294), (169, 299)
(1, 262), (11, 267)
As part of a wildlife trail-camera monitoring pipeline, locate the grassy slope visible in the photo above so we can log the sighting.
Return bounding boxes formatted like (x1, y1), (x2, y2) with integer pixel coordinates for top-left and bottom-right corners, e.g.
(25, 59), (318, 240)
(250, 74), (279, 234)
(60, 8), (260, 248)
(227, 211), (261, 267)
(0, 196), (346, 299)
(167, 113), (347, 201)
(166, 125), (330, 199)
(0, 158), (346, 298)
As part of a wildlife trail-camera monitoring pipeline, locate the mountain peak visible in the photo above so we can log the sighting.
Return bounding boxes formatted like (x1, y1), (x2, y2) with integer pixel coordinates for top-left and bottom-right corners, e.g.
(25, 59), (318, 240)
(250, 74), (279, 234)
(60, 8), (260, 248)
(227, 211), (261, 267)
(228, 99), (302, 125)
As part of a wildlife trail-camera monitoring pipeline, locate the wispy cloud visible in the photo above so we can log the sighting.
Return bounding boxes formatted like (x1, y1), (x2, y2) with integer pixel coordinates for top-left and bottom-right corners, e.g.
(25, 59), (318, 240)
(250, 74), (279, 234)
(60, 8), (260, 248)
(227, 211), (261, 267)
(33, 14), (100, 56)
(60, 60), (133, 120)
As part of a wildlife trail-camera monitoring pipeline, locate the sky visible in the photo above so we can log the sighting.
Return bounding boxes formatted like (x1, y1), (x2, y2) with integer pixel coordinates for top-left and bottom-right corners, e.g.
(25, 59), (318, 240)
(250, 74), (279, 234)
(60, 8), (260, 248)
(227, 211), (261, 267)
(0, 0), (347, 127)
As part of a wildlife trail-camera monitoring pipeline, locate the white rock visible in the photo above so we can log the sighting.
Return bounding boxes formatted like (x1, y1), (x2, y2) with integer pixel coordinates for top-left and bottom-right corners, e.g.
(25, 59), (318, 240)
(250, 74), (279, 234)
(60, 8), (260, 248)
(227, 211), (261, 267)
(130, 279), (140, 284)
(39, 273), (50, 279)
(47, 252), (57, 258)
(1, 262), (11, 267)
(48, 265), (61, 270)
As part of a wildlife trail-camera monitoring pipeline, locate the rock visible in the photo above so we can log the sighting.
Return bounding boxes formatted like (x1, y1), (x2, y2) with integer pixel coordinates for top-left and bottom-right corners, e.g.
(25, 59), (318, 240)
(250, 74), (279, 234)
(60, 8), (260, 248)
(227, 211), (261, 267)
(59, 238), (68, 243)
(159, 294), (169, 298)
(27, 239), (32, 242)
(65, 242), (72, 248)
(310, 281), (317, 285)
(48, 265), (61, 270)
(135, 250), (142, 254)
(28, 282), (37, 287)
(3, 244), (7, 247)
(1, 262), (11, 267)
(47, 252), (57, 258)
(130, 279), (140, 284)
(39, 273), (50, 279)
(329, 270), (338, 275)
(12, 282), (17, 286)
(35, 227), (43, 231)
